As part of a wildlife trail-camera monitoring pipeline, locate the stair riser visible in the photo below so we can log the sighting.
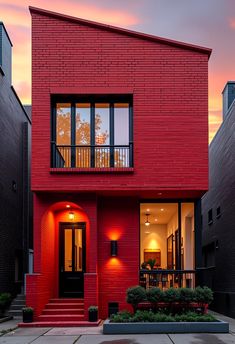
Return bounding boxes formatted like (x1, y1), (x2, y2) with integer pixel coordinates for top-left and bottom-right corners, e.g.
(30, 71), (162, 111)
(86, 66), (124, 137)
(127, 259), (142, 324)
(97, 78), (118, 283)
(11, 301), (26, 306)
(42, 309), (84, 315)
(10, 305), (25, 310)
(49, 298), (84, 303)
(38, 316), (84, 322)
(45, 304), (84, 309)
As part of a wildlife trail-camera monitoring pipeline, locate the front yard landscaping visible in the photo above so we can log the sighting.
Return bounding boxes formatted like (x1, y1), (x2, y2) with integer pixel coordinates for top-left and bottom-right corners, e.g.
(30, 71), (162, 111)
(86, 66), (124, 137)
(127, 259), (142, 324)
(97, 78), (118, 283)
(103, 286), (229, 334)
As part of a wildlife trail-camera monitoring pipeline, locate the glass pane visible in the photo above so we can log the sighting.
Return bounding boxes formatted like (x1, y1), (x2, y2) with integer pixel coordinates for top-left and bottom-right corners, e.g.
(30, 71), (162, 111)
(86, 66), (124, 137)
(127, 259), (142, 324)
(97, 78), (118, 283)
(114, 103), (129, 167)
(74, 229), (83, 272)
(76, 103), (91, 167)
(95, 103), (110, 167)
(95, 103), (109, 145)
(114, 103), (129, 145)
(56, 103), (71, 167)
(64, 229), (72, 272)
(181, 203), (195, 288)
(76, 103), (90, 145)
(56, 103), (71, 145)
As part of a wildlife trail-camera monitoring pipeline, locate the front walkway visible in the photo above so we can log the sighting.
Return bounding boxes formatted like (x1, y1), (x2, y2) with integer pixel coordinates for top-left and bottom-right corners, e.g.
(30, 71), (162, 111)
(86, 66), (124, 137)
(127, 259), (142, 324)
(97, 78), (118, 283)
(1, 311), (235, 343)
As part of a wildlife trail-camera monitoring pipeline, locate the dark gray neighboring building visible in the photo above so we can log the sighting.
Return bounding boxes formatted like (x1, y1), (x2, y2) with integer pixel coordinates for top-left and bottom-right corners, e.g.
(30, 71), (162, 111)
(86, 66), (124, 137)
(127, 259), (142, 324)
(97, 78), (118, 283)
(0, 22), (32, 295)
(202, 81), (235, 318)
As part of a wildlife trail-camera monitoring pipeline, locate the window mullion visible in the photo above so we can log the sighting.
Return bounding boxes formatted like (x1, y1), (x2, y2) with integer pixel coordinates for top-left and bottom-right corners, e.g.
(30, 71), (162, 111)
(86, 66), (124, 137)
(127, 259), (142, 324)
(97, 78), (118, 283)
(91, 103), (95, 167)
(71, 103), (76, 167)
(110, 103), (114, 167)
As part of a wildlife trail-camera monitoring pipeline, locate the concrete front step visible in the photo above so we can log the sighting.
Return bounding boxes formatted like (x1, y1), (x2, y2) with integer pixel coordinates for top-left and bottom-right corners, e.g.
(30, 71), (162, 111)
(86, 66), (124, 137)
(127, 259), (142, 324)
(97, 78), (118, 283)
(11, 300), (26, 306)
(15, 295), (26, 301)
(42, 308), (84, 315)
(38, 314), (84, 322)
(8, 310), (23, 317)
(18, 320), (101, 327)
(45, 302), (84, 309)
(10, 304), (25, 310)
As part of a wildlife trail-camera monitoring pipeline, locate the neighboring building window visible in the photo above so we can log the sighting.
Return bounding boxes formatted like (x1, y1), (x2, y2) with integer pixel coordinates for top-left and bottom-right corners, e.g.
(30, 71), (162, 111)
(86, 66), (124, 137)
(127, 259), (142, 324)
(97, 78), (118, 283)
(216, 206), (221, 218)
(208, 209), (213, 225)
(51, 97), (133, 168)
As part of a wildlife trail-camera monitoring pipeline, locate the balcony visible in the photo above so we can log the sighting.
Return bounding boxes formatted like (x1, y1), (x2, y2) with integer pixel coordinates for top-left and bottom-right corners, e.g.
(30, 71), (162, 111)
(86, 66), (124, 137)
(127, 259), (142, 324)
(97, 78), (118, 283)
(140, 269), (196, 290)
(51, 142), (133, 168)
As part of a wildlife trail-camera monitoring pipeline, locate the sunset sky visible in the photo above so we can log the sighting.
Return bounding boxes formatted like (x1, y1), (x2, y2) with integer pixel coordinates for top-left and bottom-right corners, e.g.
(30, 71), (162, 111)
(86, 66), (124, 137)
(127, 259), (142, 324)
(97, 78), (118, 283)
(1, 0), (235, 142)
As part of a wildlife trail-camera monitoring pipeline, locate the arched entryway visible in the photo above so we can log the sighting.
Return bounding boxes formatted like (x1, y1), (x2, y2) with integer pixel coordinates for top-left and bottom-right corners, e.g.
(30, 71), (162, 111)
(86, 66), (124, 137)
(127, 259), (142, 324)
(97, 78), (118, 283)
(42, 201), (89, 298)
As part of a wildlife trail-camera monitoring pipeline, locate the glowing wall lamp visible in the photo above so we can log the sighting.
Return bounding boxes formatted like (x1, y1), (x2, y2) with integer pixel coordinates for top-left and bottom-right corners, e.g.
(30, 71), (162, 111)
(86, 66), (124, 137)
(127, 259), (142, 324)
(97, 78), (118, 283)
(111, 240), (118, 257)
(68, 211), (75, 221)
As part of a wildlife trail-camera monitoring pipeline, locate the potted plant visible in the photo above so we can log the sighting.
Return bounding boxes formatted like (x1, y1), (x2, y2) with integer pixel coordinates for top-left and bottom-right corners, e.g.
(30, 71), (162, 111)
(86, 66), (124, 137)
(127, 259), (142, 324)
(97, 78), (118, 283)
(88, 306), (98, 322)
(22, 306), (34, 323)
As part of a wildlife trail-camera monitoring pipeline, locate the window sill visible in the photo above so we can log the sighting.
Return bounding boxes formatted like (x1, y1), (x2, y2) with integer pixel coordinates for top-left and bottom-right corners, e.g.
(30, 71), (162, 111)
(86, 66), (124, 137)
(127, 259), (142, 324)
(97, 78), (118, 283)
(50, 167), (134, 173)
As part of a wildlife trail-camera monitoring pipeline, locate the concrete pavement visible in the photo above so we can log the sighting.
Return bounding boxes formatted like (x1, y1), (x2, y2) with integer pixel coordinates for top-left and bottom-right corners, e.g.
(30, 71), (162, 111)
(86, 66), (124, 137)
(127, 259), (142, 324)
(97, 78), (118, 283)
(1, 312), (235, 343)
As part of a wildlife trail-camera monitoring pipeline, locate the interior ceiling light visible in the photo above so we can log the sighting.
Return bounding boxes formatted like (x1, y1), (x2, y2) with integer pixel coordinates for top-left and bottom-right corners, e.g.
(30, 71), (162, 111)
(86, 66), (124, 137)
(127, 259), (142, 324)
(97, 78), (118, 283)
(66, 205), (71, 208)
(145, 213), (150, 227)
(160, 208), (164, 211)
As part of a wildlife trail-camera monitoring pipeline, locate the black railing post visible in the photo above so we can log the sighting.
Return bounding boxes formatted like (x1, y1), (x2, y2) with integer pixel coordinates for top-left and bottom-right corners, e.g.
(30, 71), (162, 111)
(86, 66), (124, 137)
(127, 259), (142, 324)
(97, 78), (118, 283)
(51, 141), (56, 167)
(129, 142), (133, 167)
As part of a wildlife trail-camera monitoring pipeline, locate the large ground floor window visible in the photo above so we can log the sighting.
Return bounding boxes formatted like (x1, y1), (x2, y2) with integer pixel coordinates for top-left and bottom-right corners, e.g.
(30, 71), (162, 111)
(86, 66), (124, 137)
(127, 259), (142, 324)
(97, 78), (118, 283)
(140, 202), (195, 289)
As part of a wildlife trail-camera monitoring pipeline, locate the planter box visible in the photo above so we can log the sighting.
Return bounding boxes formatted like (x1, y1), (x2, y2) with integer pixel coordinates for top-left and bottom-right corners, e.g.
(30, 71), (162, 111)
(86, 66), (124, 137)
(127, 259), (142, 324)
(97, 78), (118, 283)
(103, 319), (229, 334)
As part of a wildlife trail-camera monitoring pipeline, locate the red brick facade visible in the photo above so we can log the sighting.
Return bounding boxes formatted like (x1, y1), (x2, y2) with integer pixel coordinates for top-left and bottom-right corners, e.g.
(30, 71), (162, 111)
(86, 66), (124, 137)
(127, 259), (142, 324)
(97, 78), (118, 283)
(27, 7), (211, 320)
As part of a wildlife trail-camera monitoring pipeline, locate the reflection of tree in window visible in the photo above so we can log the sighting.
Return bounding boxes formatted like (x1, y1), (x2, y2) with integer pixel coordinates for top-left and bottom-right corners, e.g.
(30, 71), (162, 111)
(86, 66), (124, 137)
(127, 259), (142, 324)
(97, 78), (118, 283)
(56, 102), (130, 167)
(56, 103), (71, 145)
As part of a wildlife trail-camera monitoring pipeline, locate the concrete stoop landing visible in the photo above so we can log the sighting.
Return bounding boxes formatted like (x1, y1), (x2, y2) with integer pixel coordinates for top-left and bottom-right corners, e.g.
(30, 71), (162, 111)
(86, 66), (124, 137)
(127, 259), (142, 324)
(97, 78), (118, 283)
(18, 298), (101, 327)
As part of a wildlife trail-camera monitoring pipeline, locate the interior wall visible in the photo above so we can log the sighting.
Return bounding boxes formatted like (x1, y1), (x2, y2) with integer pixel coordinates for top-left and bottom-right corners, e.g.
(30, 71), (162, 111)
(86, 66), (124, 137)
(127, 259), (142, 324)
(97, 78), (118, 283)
(167, 211), (178, 237)
(140, 224), (167, 268)
(181, 203), (194, 270)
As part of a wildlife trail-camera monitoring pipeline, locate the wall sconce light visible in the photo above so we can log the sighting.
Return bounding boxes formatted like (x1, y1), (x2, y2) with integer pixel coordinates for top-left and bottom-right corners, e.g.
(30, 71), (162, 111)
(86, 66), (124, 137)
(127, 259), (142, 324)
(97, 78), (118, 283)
(68, 211), (75, 220)
(111, 240), (118, 257)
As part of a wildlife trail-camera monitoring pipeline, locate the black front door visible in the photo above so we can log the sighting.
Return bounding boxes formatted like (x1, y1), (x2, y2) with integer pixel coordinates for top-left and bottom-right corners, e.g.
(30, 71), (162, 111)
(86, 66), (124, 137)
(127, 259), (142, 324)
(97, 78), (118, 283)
(59, 222), (86, 297)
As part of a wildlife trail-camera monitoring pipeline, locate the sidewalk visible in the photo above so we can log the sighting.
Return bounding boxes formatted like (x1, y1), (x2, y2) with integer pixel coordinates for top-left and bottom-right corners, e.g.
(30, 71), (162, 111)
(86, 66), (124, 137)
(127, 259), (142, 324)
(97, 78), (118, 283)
(1, 312), (235, 343)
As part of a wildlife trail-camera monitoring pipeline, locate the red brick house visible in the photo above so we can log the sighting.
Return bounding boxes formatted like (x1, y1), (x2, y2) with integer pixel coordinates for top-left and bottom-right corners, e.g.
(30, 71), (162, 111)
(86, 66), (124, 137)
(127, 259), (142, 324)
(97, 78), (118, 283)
(26, 7), (211, 324)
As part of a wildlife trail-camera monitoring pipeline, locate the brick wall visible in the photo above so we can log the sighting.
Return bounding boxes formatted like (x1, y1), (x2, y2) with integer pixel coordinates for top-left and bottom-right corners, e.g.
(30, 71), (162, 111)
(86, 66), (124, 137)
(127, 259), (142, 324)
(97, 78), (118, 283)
(98, 197), (139, 318)
(31, 9), (209, 195)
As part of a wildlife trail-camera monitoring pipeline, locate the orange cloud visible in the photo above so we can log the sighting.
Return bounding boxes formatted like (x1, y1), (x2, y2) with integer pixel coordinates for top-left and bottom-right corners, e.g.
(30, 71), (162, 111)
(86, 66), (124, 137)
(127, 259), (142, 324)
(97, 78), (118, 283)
(229, 18), (235, 29)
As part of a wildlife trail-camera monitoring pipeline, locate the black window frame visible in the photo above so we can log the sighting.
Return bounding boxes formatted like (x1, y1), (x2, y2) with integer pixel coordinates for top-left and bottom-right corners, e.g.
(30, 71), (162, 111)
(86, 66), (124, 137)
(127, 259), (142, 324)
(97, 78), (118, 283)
(51, 95), (133, 168)
(208, 208), (213, 225)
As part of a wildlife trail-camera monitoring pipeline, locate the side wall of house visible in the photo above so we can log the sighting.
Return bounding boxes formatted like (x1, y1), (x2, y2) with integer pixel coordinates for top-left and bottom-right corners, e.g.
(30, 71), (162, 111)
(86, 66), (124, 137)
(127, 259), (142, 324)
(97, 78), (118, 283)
(0, 70), (31, 295)
(202, 103), (235, 317)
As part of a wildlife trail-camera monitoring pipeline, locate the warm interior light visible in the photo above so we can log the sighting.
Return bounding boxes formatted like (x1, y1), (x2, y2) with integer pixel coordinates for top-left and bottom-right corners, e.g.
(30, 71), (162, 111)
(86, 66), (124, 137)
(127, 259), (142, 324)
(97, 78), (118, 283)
(154, 218), (158, 222)
(66, 205), (71, 208)
(68, 211), (75, 220)
(160, 208), (164, 211)
(146, 208), (150, 212)
(145, 213), (150, 227)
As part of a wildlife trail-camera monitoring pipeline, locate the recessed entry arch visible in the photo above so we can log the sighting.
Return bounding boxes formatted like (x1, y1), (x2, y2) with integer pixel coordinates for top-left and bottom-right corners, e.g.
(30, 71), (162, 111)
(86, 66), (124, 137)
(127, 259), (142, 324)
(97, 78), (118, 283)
(40, 201), (90, 298)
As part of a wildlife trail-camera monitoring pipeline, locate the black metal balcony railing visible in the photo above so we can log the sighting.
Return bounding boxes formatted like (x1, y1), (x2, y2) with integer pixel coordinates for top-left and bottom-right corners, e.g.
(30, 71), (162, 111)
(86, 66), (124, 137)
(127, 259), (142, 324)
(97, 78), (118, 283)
(140, 269), (196, 290)
(51, 142), (133, 168)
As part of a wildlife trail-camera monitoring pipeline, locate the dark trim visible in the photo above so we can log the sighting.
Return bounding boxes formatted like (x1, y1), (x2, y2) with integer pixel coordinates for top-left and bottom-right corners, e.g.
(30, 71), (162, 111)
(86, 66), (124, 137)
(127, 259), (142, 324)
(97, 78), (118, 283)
(0, 65), (5, 76)
(51, 96), (133, 168)
(0, 22), (13, 46)
(71, 103), (76, 167)
(195, 199), (202, 286)
(10, 86), (32, 124)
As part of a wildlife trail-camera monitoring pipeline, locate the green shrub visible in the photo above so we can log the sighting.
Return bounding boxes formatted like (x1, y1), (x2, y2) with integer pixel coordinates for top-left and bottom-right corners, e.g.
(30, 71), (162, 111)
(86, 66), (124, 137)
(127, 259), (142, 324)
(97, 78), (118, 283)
(126, 286), (146, 312)
(88, 306), (98, 312)
(146, 287), (163, 303)
(22, 307), (34, 313)
(163, 288), (180, 302)
(179, 288), (195, 303)
(110, 310), (217, 323)
(0, 293), (11, 315)
(110, 310), (132, 323)
(147, 259), (156, 270)
(195, 286), (213, 304)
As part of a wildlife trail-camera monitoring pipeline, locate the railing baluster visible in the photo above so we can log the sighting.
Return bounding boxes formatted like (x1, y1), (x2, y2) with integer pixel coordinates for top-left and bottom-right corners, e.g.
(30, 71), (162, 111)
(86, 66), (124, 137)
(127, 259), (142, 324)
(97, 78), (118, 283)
(52, 144), (132, 168)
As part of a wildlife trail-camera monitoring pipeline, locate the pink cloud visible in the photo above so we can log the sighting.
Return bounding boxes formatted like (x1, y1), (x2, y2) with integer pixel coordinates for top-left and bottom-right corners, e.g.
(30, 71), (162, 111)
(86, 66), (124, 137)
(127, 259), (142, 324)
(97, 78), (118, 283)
(229, 18), (235, 29)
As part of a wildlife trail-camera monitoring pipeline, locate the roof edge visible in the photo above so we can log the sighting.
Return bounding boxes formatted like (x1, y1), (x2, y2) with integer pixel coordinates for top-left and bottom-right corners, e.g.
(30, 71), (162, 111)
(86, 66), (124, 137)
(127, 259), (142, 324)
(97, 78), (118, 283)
(0, 22), (13, 47)
(29, 6), (212, 58)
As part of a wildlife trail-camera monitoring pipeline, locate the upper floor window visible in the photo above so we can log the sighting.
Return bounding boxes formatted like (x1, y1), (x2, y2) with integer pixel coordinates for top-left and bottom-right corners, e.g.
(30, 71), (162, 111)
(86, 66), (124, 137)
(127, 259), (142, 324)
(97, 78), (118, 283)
(51, 96), (133, 168)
